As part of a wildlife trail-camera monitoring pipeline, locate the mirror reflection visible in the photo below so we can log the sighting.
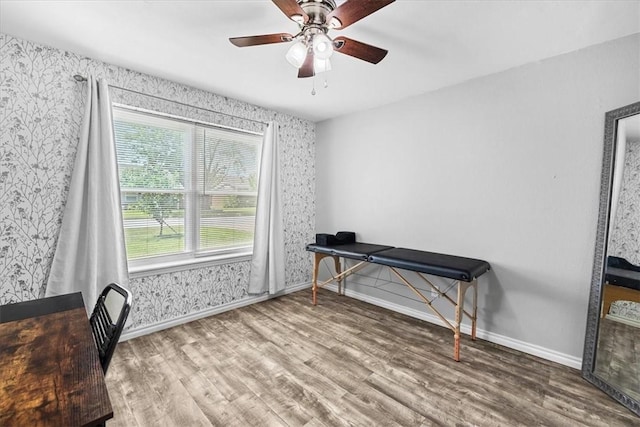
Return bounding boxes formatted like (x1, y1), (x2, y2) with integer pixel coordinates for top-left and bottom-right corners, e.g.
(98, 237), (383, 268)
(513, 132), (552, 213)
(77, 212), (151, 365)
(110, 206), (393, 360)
(595, 112), (640, 402)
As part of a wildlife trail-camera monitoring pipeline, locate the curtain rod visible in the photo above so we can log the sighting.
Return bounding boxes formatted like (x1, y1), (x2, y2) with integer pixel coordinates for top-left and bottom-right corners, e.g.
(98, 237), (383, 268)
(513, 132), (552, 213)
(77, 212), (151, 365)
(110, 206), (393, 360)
(73, 74), (268, 126)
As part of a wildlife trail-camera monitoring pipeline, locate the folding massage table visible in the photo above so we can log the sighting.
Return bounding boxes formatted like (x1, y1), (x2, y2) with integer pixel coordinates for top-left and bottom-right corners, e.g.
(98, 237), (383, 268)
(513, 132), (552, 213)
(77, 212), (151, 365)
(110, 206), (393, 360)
(307, 234), (491, 361)
(602, 256), (640, 318)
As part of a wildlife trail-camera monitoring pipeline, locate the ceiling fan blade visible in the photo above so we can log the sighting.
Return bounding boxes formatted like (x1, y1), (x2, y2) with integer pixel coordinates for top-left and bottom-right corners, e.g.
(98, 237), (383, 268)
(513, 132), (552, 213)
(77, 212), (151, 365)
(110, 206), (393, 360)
(298, 52), (315, 78)
(327, 0), (395, 30)
(333, 36), (388, 64)
(272, 0), (309, 23)
(229, 33), (294, 47)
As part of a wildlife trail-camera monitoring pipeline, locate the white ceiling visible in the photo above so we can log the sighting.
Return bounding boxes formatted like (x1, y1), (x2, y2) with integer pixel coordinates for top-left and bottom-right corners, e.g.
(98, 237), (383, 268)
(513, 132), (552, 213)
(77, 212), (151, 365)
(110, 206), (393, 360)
(1, 0), (638, 122)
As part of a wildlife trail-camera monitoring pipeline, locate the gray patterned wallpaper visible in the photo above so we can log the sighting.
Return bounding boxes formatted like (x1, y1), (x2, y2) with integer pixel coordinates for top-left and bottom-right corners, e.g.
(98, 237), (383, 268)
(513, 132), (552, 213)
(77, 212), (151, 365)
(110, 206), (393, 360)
(610, 300), (640, 322)
(609, 139), (640, 266)
(0, 33), (315, 330)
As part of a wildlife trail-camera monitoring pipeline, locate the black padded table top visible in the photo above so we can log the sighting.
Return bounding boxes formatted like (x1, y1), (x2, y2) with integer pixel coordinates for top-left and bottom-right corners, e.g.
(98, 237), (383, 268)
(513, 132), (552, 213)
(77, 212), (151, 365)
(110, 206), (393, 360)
(306, 242), (393, 261)
(606, 267), (640, 291)
(368, 247), (491, 282)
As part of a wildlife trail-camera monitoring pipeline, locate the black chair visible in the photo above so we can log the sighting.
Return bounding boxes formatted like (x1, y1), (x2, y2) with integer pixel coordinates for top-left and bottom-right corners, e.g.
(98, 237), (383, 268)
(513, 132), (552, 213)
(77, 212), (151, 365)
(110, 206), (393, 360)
(90, 283), (132, 374)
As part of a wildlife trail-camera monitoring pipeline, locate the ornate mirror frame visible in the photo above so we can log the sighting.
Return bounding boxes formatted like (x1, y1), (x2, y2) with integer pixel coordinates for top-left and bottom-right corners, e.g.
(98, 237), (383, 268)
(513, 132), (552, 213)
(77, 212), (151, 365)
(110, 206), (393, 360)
(582, 101), (640, 417)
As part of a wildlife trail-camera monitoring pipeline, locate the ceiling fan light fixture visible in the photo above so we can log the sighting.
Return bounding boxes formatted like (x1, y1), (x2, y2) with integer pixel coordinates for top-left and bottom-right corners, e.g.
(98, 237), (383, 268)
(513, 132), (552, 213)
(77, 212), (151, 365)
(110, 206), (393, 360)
(314, 57), (332, 74)
(229, 0), (395, 79)
(285, 41), (307, 68)
(312, 33), (333, 60)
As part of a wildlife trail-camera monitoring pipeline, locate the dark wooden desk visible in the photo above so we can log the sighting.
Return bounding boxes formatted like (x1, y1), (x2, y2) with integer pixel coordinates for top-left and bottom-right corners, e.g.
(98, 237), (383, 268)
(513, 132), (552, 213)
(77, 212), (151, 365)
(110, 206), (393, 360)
(0, 293), (113, 426)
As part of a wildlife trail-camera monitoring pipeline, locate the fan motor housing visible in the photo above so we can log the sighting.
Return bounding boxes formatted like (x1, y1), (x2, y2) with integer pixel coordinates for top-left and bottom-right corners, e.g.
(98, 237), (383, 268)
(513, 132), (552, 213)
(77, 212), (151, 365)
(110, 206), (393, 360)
(298, 0), (337, 25)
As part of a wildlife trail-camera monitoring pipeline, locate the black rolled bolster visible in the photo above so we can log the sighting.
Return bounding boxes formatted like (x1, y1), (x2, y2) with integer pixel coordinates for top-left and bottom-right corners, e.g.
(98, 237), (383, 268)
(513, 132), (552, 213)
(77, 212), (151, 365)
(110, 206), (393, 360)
(315, 233), (337, 246)
(335, 231), (356, 244)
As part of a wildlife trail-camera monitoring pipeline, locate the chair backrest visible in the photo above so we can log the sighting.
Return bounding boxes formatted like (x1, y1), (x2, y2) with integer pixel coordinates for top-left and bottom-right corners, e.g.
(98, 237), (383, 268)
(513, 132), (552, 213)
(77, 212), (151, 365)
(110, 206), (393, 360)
(89, 283), (132, 374)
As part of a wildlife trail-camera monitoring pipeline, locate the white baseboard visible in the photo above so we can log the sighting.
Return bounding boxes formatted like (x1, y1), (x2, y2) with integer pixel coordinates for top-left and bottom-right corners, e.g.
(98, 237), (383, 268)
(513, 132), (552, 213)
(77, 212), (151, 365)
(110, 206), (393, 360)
(322, 284), (582, 370)
(121, 281), (581, 370)
(606, 313), (640, 328)
(119, 281), (311, 342)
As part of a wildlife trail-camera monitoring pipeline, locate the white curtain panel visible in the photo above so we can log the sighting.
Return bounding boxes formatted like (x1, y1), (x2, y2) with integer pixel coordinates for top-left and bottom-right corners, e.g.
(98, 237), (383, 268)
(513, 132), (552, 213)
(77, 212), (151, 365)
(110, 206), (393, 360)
(248, 122), (285, 295)
(609, 119), (627, 245)
(46, 76), (129, 312)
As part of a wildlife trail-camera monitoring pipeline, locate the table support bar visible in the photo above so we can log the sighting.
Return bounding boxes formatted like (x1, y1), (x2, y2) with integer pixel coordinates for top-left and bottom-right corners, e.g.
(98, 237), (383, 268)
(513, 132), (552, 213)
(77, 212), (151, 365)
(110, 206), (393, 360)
(310, 252), (479, 361)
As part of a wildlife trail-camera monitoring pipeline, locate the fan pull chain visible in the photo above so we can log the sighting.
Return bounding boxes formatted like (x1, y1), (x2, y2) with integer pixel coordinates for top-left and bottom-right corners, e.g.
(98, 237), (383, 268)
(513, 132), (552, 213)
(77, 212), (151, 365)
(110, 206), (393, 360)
(310, 72), (329, 95)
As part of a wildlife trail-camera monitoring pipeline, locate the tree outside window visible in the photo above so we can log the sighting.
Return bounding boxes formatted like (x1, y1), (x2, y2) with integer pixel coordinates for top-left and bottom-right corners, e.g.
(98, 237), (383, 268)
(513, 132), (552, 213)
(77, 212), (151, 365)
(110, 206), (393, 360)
(113, 106), (262, 264)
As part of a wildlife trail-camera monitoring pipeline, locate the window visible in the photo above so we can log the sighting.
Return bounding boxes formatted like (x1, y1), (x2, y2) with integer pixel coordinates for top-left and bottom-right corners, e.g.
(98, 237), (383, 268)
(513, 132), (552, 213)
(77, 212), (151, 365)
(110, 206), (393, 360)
(113, 105), (262, 269)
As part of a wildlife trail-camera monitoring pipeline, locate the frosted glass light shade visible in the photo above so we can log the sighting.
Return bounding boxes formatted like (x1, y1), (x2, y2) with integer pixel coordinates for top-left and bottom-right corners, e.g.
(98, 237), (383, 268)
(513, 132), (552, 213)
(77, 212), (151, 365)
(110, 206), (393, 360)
(314, 57), (332, 74)
(312, 33), (333, 60)
(286, 42), (307, 69)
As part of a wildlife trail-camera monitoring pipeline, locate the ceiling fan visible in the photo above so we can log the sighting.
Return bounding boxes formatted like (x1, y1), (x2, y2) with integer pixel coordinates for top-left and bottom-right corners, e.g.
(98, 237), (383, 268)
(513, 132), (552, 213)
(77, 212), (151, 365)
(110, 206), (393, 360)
(229, 0), (395, 79)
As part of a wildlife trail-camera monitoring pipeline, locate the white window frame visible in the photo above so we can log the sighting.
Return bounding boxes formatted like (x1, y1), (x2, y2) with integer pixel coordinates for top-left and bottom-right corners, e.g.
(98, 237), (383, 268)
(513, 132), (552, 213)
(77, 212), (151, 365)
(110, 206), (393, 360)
(112, 104), (263, 276)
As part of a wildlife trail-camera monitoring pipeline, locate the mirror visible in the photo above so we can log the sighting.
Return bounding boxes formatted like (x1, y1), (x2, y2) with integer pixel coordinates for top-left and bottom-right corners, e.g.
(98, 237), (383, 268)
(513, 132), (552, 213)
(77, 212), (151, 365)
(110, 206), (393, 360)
(583, 101), (640, 417)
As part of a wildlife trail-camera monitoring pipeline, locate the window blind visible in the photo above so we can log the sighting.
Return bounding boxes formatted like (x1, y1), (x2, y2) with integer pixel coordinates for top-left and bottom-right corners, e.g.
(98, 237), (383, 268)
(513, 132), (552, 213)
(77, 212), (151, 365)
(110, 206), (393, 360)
(113, 106), (262, 263)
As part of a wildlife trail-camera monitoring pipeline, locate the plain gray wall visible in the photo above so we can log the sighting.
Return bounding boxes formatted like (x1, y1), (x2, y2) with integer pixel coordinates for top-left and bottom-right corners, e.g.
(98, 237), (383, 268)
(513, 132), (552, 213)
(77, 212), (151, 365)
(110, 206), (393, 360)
(315, 34), (640, 361)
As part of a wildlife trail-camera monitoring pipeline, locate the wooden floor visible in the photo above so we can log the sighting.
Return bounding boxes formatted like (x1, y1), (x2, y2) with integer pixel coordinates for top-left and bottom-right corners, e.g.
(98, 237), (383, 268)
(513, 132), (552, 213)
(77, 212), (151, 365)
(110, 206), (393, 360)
(595, 317), (640, 402)
(105, 289), (639, 426)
